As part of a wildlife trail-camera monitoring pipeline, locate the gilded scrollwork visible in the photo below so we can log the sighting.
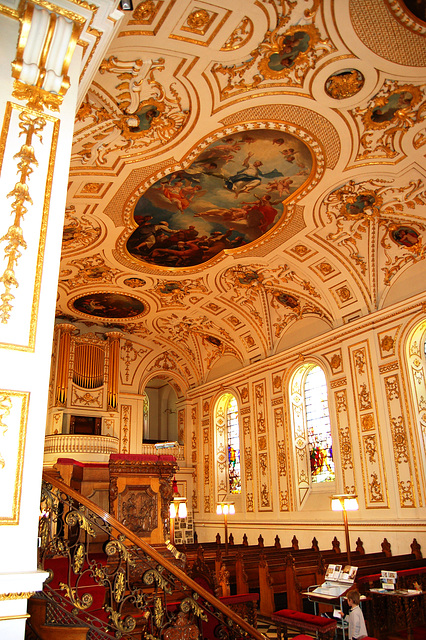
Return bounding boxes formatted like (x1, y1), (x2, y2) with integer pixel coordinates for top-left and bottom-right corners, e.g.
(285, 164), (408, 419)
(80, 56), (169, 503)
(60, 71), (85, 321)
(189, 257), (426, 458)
(60, 254), (119, 289)
(279, 489), (289, 511)
(277, 441), (287, 476)
(221, 17), (253, 51)
(390, 416), (409, 464)
(321, 178), (426, 292)
(358, 383), (372, 410)
(222, 263), (329, 341)
(212, 8), (334, 100)
(61, 207), (101, 253)
(157, 313), (241, 374)
(72, 57), (189, 166)
(369, 472), (384, 502)
(151, 278), (208, 307)
(351, 81), (426, 161)
(364, 435), (376, 463)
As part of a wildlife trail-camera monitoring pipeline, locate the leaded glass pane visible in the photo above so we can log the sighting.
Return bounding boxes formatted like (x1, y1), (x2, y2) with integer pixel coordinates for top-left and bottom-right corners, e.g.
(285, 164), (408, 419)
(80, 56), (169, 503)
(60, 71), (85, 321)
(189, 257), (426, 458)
(227, 397), (241, 494)
(305, 366), (335, 483)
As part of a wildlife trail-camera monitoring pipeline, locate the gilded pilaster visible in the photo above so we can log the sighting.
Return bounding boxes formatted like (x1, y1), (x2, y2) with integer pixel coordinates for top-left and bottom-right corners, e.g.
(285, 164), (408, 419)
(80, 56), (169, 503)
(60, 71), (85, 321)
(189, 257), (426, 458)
(253, 379), (272, 511)
(106, 331), (123, 411)
(349, 342), (389, 508)
(55, 323), (74, 406)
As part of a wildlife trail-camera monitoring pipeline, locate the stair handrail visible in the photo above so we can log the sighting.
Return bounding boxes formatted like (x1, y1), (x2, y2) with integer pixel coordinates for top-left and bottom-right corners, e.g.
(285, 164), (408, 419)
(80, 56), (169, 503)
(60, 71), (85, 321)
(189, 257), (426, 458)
(41, 470), (265, 640)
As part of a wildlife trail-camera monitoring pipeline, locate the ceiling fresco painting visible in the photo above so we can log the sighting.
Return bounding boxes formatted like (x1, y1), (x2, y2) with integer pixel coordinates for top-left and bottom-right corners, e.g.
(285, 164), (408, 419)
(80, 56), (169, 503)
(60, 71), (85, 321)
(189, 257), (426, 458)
(72, 293), (146, 319)
(126, 130), (313, 268)
(56, 0), (426, 384)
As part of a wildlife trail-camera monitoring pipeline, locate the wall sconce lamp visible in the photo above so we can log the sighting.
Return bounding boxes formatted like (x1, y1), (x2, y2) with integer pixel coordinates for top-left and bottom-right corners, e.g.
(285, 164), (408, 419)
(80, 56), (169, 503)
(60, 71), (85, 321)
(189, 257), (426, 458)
(216, 501), (235, 555)
(331, 494), (359, 565)
(169, 478), (187, 545)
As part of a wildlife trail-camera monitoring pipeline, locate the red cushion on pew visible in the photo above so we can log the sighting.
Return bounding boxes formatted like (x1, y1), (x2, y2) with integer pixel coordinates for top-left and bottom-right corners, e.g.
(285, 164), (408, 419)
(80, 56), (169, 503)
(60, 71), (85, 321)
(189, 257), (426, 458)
(293, 636), (315, 640)
(273, 608), (336, 628)
(397, 566), (426, 577)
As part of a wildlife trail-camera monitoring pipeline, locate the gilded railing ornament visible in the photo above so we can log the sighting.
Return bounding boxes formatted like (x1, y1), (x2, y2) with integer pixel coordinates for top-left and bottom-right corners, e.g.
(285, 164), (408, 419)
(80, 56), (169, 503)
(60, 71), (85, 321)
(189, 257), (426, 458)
(59, 582), (93, 610)
(143, 567), (173, 593)
(181, 595), (209, 621)
(38, 477), (262, 640)
(65, 508), (96, 537)
(105, 536), (137, 566)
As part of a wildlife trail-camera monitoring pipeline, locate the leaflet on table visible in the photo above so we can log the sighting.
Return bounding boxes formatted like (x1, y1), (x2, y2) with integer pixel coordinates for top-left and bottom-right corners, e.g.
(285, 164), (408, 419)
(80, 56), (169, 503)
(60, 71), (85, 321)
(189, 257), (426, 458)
(380, 570), (397, 590)
(324, 564), (358, 582)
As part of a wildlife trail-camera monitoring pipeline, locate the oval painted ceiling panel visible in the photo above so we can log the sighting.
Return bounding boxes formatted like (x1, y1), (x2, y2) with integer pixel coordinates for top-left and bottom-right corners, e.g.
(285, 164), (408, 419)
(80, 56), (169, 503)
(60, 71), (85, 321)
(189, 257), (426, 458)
(126, 130), (313, 268)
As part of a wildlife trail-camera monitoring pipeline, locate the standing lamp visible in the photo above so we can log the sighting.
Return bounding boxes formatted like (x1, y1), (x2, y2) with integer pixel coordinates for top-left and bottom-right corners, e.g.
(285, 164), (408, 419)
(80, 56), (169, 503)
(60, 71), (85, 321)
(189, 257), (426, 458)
(169, 478), (187, 545)
(216, 501), (235, 555)
(331, 494), (359, 565)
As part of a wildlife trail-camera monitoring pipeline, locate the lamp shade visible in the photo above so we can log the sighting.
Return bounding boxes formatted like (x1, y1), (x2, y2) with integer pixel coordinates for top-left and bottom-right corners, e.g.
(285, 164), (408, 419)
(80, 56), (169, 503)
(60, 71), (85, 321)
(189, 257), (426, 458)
(178, 501), (187, 518)
(169, 502), (177, 519)
(331, 495), (359, 511)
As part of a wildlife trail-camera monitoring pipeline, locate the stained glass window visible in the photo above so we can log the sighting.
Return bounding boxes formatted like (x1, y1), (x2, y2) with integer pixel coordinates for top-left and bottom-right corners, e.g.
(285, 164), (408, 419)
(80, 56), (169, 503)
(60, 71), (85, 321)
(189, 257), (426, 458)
(226, 396), (241, 494)
(305, 366), (335, 483)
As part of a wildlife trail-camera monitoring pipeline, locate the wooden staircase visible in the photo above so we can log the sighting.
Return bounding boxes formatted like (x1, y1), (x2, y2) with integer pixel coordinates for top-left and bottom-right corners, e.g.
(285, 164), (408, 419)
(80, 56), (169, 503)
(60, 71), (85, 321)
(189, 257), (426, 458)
(27, 595), (89, 640)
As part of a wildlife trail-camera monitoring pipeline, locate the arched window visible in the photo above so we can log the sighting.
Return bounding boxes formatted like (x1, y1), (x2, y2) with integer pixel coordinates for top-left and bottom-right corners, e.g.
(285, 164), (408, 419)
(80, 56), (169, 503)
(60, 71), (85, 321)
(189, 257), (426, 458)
(290, 363), (335, 507)
(226, 396), (241, 494)
(305, 366), (335, 483)
(215, 393), (242, 502)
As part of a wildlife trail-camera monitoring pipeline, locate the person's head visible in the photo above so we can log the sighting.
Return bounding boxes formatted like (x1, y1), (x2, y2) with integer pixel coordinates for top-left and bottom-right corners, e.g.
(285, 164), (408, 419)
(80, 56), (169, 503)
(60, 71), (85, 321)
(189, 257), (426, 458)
(347, 589), (360, 606)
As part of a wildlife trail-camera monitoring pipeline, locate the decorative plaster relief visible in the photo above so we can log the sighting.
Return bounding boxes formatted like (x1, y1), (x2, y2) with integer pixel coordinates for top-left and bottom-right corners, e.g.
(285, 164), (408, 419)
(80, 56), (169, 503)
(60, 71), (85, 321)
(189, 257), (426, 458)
(349, 342), (388, 508)
(0, 390), (29, 524)
(253, 380), (272, 511)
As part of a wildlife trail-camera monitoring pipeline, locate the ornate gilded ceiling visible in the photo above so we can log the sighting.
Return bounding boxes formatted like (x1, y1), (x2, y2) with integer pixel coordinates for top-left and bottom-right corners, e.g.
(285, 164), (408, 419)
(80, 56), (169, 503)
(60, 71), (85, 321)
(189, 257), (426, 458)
(57, 0), (426, 386)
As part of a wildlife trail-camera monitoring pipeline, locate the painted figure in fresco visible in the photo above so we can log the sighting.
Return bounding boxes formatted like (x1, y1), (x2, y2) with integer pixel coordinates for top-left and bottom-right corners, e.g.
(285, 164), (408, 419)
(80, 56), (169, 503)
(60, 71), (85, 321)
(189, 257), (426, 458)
(126, 129), (313, 268)
(391, 226), (420, 247)
(224, 152), (283, 197)
(157, 180), (203, 212)
(128, 104), (159, 132)
(74, 293), (144, 318)
(275, 292), (299, 309)
(345, 193), (376, 216)
(371, 91), (413, 124)
(268, 31), (310, 72)
(266, 176), (293, 197)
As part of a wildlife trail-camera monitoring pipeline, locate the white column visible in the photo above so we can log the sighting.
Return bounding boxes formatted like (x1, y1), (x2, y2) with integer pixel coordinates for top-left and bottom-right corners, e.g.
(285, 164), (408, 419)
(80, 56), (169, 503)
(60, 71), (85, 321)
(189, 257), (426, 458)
(0, 2), (122, 638)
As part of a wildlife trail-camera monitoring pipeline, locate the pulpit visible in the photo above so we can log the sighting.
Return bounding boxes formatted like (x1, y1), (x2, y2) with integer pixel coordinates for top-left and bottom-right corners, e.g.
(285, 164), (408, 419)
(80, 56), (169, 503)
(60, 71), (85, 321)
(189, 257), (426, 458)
(109, 454), (178, 544)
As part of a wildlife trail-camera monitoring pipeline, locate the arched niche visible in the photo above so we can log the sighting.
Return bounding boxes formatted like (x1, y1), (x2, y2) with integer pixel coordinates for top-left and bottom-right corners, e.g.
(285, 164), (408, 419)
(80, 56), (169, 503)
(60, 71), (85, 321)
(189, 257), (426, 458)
(142, 376), (179, 444)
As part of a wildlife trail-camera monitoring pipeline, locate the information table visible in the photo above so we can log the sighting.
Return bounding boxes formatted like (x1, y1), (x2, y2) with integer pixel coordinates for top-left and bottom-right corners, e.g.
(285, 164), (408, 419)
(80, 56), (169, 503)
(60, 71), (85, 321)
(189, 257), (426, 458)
(368, 588), (425, 640)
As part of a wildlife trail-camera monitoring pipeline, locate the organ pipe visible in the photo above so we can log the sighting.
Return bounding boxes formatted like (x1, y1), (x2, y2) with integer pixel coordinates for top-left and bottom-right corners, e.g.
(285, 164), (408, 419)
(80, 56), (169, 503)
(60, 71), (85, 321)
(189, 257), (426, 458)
(73, 343), (105, 388)
(106, 332), (122, 411)
(55, 324), (74, 406)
